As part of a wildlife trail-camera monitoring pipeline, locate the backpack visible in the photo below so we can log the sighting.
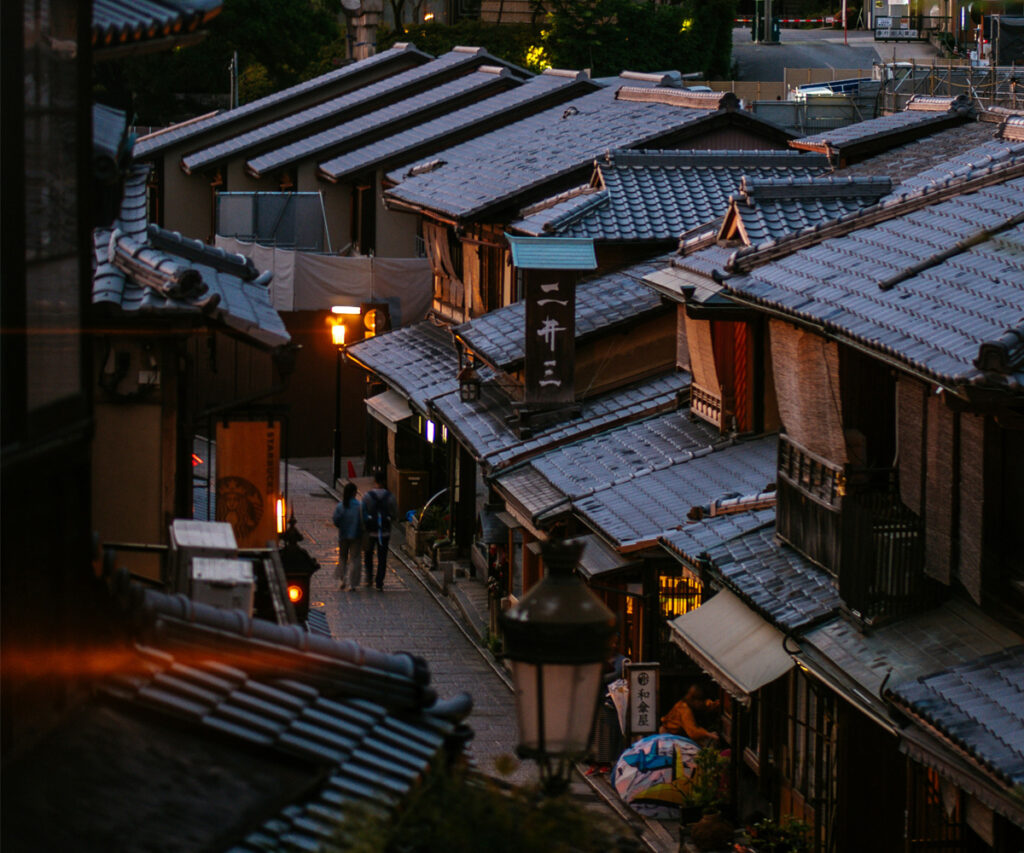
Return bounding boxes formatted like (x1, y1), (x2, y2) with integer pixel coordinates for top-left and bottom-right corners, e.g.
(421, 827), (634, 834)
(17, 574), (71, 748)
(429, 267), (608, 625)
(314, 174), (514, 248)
(364, 489), (392, 537)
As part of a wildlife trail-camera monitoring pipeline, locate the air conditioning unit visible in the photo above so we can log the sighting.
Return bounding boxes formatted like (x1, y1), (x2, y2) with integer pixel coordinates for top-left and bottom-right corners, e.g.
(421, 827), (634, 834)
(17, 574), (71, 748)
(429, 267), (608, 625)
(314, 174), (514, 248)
(191, 557), (255, 615)
(169, 519), (238, 593)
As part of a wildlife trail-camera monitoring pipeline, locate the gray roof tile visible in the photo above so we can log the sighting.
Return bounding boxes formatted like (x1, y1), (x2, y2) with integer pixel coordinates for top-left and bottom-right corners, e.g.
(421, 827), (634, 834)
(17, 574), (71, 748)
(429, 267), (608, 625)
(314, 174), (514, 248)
(386, 86), (787, 220)
(722, 173), (1024, 388)
(92, 167), (290, 348)
(732, 175), (892, 243)
(791, 97), (974, 159)
(512, 149), (829, 242)
(134, 44), (429, 158)
(663, 513), (842, 630)
(183, 50), (507, 175)
(93, 0), (221, 48)
(834, 120), (1002, 184)
(888, 645), (1024, 786)
(431, 370), (690, 472)
(804, 599), (1021, 725)
(345, 321), (457, 412)
(116, 588), (463, 853)
(242, 66), (516, 177)
(495, 410), (777, 547)
(319, 72), (594, 182)
(568, 434), (777, 548)
(455, 256), (671, 369)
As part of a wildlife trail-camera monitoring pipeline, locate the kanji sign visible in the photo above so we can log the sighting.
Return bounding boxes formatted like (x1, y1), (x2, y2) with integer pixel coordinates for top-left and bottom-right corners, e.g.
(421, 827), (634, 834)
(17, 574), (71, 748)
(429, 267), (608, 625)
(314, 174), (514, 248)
(625, 662), (660, 738)
(523, 269), (576, 406)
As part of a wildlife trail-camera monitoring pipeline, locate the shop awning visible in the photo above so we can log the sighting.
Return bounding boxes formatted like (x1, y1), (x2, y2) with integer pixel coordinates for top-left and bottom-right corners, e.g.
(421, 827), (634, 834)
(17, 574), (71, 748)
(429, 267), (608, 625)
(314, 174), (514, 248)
(668, 588), (794, 704)
(366, 389), (412, 432)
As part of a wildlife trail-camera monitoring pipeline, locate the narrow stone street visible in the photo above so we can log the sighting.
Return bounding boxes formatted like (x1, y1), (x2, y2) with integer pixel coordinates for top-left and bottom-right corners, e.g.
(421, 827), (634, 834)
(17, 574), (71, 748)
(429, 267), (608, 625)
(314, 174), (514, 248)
(291, 465), (532, 784)
(286, 463), (669, 848)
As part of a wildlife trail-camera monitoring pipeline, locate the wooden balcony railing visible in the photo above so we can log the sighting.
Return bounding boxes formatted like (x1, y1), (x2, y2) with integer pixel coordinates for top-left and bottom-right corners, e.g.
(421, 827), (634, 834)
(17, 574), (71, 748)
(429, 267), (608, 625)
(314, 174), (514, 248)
(691, 384), (724, 430)
(776, 434), (931, 625)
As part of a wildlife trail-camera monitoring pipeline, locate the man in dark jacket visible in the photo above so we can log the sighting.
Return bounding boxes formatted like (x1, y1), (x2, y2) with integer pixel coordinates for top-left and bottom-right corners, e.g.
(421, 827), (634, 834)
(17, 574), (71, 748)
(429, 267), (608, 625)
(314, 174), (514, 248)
(362, 469), (398, 590)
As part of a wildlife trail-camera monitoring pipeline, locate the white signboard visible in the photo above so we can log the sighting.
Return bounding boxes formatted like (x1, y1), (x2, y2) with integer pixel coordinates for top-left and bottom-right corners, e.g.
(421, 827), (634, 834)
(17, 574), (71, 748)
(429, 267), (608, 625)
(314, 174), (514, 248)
(625, 663), (660, 737)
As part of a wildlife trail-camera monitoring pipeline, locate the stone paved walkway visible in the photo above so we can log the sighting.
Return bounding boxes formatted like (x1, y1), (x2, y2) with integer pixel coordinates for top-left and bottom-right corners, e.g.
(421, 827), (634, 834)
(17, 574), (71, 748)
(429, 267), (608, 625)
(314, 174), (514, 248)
(287, 462), (672, 849)
(288, 465), (536, 786)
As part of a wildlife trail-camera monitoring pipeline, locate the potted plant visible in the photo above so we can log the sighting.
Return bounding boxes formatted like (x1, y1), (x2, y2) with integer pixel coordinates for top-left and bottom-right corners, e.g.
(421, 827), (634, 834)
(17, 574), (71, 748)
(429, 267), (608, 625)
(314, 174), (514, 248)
(745, 817), (812, 853)
(680, 746), (732, 850)
(406, 502), (447, 556)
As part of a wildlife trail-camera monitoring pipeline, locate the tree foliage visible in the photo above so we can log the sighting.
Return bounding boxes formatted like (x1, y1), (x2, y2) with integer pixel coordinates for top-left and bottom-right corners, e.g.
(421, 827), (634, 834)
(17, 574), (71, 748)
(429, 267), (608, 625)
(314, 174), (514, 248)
(337, 765), (626, 852)
(381, 0), (734, 80)
(93, 0), (343, 124)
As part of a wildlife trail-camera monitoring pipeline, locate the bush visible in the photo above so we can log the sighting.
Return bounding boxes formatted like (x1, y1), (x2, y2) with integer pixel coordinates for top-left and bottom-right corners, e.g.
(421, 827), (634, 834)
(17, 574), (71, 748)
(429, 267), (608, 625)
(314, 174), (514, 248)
(380, 20), (542, 68)
(336, 764), (625, 852)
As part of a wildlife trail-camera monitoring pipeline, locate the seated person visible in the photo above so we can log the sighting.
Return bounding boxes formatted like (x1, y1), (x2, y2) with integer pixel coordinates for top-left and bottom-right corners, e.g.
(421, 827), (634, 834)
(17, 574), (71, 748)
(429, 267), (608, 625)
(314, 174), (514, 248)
(659, 684), (721, 746)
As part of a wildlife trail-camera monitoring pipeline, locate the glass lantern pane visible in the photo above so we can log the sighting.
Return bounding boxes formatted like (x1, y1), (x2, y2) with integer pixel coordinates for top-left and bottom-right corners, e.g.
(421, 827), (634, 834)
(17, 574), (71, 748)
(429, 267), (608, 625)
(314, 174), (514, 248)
(510, 660), (541, 750)
(540, 662), (604, 754)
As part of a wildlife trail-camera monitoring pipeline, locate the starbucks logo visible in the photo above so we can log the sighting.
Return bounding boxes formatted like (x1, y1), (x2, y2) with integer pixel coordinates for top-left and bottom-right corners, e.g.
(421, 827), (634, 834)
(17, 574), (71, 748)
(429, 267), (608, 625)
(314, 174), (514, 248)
(216, 476), (263, 538)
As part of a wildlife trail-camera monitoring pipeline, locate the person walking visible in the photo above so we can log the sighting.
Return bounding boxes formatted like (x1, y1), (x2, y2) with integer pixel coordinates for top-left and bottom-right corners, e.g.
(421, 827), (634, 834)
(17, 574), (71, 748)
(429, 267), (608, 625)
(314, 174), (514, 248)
(332, 482), (363, 591)
(362, 469), (397, 591)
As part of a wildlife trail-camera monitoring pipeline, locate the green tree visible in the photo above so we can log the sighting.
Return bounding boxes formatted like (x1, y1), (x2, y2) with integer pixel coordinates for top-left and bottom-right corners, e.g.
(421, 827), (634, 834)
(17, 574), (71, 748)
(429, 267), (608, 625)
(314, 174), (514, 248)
(337, 765), (629, 852)
(93, 0), (342, 125)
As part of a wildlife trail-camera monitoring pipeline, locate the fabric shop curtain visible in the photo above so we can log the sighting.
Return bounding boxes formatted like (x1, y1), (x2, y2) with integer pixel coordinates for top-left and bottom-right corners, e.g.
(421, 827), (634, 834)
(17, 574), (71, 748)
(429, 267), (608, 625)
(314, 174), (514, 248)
(769, 319), (847, 465)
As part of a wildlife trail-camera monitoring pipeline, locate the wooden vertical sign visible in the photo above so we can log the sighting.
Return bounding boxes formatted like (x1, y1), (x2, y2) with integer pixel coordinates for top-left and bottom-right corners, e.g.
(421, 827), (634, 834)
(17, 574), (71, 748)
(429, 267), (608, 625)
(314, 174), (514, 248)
(506, 235), (597, 410)
(523, 268), (577, 406)
(215, 419), (281, 548)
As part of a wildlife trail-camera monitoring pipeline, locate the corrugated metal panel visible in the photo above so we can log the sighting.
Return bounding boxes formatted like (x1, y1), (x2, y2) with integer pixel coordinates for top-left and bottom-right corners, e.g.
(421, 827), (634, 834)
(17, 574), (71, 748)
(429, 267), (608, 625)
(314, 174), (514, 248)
(505, 235), (596, 270)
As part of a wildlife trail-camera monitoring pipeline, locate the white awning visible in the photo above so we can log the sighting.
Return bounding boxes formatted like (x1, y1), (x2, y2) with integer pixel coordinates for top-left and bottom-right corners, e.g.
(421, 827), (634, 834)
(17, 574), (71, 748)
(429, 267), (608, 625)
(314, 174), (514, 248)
(668, 588), (794, 704)
(366, 390), (412, 432)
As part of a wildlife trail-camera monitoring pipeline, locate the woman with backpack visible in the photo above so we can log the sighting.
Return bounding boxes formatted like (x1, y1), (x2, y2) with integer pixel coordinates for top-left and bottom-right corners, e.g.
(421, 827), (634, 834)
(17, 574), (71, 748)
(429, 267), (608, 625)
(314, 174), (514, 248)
(332, 482), (363, 591)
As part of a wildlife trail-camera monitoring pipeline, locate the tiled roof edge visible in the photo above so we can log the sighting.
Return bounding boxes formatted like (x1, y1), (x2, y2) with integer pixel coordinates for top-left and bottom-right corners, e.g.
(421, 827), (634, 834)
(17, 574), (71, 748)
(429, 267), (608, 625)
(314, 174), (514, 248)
(739, 174), (892, 201)
(616, 86), (739, 111)
(729, 157), (1024, 273)
(148, 224), (261, 282)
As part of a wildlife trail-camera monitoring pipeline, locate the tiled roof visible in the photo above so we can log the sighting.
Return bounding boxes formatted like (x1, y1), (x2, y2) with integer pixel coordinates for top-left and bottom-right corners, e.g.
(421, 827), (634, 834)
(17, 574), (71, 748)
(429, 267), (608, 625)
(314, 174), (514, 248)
(664, 514), (842, 630)
(92, 167), (290, 348)
(890, 136), (1024, 195)
(790, 95), (975, 161)
(834, 120), (1000, 185)
(661, 507), (777, 559)
(93, 0), (221, 48)
(720, 170), (1024, 389)
(455, 256), (670, 369)
(569, 434), (777, 549)
(803, 599), (1021, 723)
(511, 150), (829, 242)
(430, 370), (690, 472)
(729, 175), (893, 244)
(114, 589), (468, 853)
(184, 50), (504, 173)
(243, 67), (516, 178)
(887, 645), (1024, 786)
(494, 410), (777, 547)
(319, 72), (595, 182)
(385, 85), (786, 220)
(345, 321), (457, 412)
(134, 44), (429, 158)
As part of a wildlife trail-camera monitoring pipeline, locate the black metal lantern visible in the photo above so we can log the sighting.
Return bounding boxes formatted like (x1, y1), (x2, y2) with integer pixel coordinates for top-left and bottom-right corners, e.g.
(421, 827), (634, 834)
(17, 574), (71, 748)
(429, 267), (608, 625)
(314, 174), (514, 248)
(458, 362), (481, 403)
(500, 538), (617, 795)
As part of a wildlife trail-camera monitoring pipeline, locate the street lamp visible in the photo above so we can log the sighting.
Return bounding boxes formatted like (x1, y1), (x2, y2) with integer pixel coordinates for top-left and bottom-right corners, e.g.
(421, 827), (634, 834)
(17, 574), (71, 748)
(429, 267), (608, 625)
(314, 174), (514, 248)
(458, 360), (481, 403)
(330, 306), (359, 486)
(500, 538), (617, 796)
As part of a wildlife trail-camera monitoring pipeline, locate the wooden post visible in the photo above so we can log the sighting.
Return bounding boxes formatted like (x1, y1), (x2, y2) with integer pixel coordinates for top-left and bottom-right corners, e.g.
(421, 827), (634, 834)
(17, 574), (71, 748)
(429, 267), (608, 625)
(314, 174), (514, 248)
(522, 530), (540, 593)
